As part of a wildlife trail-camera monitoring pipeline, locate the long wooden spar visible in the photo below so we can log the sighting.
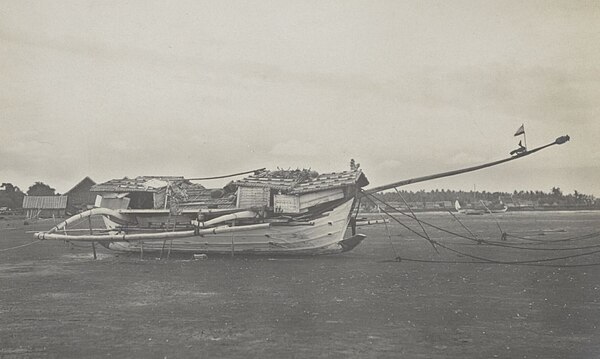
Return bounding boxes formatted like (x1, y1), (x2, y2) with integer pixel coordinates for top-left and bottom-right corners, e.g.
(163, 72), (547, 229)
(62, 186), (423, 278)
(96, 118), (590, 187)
(363, 135), (570, 194)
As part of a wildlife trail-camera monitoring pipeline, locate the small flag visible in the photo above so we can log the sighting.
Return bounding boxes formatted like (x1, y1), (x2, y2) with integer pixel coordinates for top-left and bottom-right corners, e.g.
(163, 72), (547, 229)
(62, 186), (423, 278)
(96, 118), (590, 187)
(514, 124), (525, 136)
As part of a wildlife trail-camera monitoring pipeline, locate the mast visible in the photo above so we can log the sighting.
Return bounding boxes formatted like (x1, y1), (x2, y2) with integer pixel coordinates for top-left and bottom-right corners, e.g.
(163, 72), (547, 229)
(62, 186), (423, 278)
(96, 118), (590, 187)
(363, 135), (570, 194)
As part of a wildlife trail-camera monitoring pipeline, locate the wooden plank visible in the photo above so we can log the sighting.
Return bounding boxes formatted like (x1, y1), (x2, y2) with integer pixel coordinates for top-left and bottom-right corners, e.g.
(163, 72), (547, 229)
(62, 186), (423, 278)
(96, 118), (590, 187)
(299, 189), (344, 210)
(274, 194), (300, 213)
(237, 186), (270, 208)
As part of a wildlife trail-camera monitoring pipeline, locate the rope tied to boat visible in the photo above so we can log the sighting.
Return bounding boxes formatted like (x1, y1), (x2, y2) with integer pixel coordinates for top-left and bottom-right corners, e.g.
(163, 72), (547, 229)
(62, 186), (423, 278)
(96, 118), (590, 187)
(186, 168), (266, 181)
(0, 240), (41, 252)
(363, 191), (600, 267)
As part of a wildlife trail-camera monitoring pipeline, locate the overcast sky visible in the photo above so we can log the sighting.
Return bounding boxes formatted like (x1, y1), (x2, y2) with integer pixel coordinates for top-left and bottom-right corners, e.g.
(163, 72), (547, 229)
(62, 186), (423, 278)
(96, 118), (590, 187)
(1, 1), (599, 196)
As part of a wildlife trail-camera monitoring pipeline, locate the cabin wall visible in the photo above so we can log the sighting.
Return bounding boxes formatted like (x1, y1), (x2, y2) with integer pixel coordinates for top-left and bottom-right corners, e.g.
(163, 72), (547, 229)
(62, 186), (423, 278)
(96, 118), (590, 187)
(274, 188), (345, 214)
(298, 189), (344, 210)
(274, 194), (300, 213)
(236, 187), (270, 209)
(95, 195), (131, 210)
(153, 188), (167, 209)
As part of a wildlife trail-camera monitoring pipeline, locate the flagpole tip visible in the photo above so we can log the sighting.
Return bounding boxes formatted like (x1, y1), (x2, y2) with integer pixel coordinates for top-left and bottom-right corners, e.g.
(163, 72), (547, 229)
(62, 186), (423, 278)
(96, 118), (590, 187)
(555, 135), (570, 145)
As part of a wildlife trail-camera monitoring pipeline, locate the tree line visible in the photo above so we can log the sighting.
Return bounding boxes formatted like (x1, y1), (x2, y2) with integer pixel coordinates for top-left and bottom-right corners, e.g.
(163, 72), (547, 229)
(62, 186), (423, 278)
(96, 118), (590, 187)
(1, 180), (598, 210)
(0, 182), (57, 209)
(370, 187), (598, 208)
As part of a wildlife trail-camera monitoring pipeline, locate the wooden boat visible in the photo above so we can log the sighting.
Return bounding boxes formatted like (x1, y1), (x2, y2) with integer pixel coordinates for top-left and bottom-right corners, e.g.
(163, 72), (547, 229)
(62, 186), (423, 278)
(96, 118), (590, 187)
(454, 200), (485, 215)
(454, 200), (508, 215)
(488, 204), (509, 213)
(34, 135), (570, 256)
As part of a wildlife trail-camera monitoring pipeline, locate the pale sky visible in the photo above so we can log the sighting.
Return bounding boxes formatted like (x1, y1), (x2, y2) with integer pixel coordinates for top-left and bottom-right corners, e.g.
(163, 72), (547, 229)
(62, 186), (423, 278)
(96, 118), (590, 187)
(1, 1), (599, 195)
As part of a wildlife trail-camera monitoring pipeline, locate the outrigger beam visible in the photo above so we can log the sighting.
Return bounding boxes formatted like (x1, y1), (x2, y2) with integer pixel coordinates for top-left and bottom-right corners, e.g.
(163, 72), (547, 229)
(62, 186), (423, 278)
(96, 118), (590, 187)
(364, 135), (570, 194)
(35, 223), (270, 242)
(43, 208), (134, 234)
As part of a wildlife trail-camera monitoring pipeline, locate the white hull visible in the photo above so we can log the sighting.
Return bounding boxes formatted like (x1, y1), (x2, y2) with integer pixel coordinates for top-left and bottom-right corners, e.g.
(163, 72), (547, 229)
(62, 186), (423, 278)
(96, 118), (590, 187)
(105, 199), (363, 255)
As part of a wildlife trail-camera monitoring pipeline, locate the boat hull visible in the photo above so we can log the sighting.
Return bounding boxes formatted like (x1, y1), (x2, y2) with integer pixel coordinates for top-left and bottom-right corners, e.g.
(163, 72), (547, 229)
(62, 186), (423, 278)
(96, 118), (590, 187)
(104, 199), (365, 255)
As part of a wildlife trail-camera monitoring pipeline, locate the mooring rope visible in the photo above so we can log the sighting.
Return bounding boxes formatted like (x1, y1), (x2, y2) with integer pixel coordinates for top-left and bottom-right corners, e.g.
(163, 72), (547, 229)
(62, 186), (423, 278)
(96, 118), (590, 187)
(362, 191), (600, 266)
(364, 192), (600, 250)
(479, 200), (505, 235)
(380, 207), (400, 259)
(505, 231), (600, 243)
(0, 240), (41, 252)
(433, 240), (600, 265)
(361, 193), (436, 245)
(381, 257), (600, 268)
(394, 188), (437, 252)
(362, 192), (475, 244)
(186, 168), (266, 181)
(446, 209), (481, 244)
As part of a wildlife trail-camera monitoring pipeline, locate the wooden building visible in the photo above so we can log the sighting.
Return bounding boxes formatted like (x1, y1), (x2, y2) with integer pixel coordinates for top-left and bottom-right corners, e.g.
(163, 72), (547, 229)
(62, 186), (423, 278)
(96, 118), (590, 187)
(22, 196), (68, 218)
(65, 177), (96, 214)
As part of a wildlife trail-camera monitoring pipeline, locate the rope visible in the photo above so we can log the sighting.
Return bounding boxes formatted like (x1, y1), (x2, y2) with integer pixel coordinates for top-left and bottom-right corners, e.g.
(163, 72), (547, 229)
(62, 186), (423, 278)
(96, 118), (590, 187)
(382, 257), (600, 268)
(364, 192), (600, 266)
(363, 192), (478, 244)
(479, 200), (505, 235)
(361, 193), (433, 243)
(433, 241), (600, 265)
(186, 168), (266, 181)
(394, 188), (437, 253)
(439, 239), (600, 251)
(0, 240), (41, 252)
(379, 207), (400, 259)
(366, 194), (600, 251)
(505, 231), (600, 243)
(446, 209), (481, 244)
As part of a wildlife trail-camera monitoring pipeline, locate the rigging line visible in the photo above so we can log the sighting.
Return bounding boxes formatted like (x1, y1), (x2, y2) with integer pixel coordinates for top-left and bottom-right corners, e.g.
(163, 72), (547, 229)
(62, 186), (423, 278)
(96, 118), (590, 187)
(361, 192), (432, 242)
(393, 187), (438, 253)
(186, 168), (266, 181)
(505, 232), (600, 243)
(362, 192), (433, 242)
(446, 209), (482, 244)
(369, 195), (600, 254)
(365, 194), (594, 250)
(381, 257), (600, 268)
(380, 207), (400, 259)
(437, 239), (600, 251)
(364, 194), (600, 258)
(357, 192), (420, 221)
(0, 240), (41, 252)
(434, 240), (600, 264)
(365, 193), (481, 244)
(498, 236), (600, 246)
(479, 200), (504, 235)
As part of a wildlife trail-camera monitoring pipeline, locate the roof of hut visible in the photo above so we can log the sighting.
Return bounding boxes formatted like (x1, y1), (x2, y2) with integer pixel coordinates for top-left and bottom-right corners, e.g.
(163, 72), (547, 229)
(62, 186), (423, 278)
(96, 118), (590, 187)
(232, 169), (368, 194)
(22, 196), (68, 209)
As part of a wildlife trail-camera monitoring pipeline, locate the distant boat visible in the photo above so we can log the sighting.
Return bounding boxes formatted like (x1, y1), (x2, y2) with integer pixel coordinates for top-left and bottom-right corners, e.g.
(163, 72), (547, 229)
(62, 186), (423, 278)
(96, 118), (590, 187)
(487, 203), (509, 213)
(454, 200), (485, 215)
(34, 135), (569, 256)
(454, 200), (508, 215)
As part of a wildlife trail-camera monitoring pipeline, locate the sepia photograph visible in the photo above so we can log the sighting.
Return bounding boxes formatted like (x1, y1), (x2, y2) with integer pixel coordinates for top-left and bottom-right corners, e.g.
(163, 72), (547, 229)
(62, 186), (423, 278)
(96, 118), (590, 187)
(1, 1), (599, 357)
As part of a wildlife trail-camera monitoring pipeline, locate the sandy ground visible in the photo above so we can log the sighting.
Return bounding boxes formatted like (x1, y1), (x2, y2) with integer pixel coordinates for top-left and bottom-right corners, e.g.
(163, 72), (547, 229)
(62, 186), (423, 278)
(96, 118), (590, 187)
(1, 212), (599, 358)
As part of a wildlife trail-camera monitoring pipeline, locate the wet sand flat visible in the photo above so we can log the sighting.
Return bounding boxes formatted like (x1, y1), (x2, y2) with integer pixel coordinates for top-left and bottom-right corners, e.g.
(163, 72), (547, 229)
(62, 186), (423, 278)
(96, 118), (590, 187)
(1, 212), (599, 358)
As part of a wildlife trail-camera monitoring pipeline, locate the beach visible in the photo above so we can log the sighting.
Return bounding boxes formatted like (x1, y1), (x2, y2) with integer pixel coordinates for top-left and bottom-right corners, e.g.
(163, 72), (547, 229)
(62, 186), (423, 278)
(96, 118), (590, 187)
(1, 211), (599, 358)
